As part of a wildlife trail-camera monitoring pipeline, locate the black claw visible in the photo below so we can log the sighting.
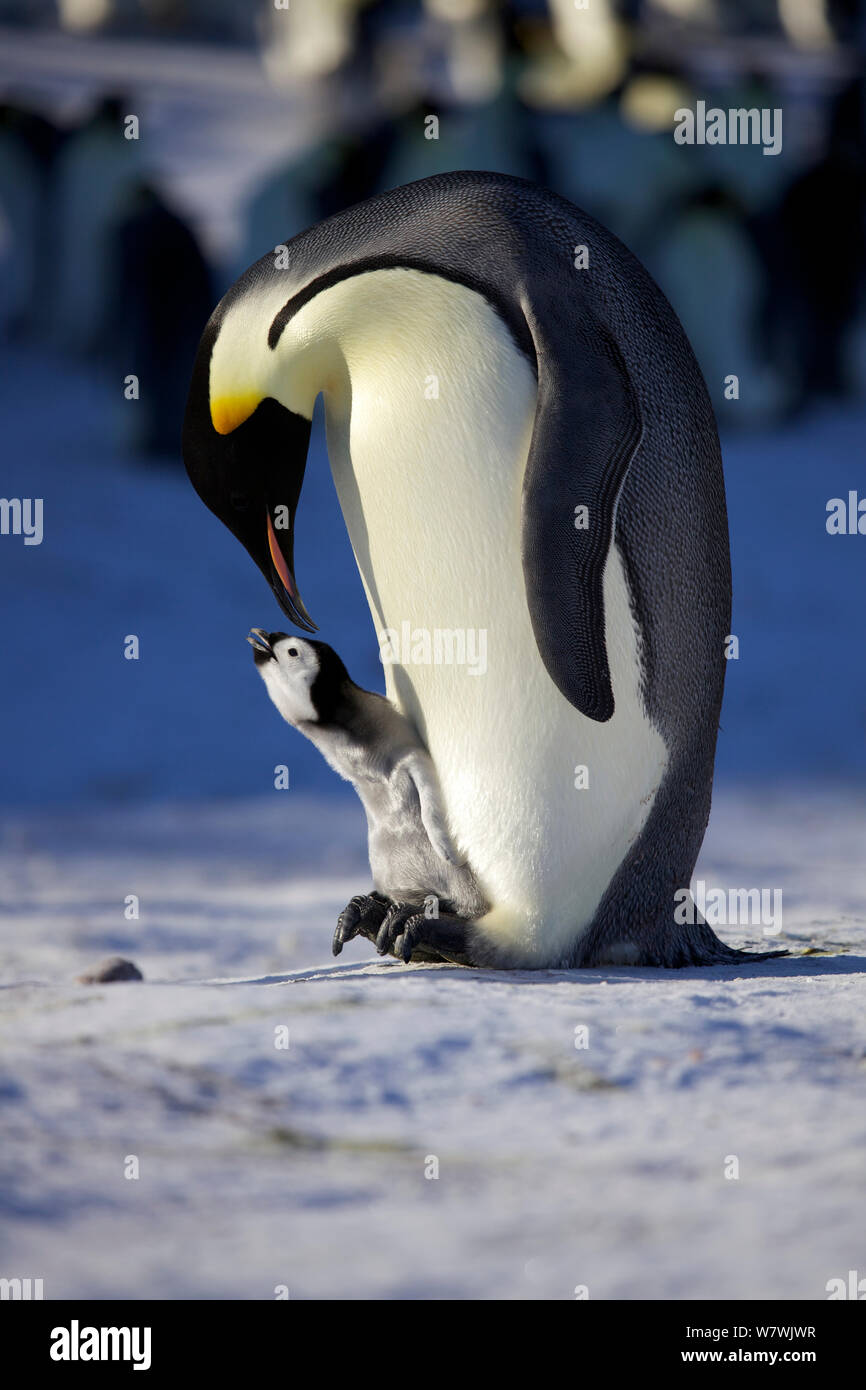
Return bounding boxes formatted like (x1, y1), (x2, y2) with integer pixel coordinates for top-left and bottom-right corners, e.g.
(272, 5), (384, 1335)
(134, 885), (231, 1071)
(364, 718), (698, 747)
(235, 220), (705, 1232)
(372, 904), (426, 962)
(395, 910), (474, 966)
(373, 902), (396, 955)
(334, 892), (391, 956)
(334, 895), (474, 966)
(333, 897), (361, 956)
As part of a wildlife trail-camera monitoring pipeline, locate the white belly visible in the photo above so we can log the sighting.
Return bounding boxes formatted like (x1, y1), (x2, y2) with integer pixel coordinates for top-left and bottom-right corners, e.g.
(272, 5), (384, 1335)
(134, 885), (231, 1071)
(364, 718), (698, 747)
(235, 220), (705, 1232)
(283, 269), (669, 963)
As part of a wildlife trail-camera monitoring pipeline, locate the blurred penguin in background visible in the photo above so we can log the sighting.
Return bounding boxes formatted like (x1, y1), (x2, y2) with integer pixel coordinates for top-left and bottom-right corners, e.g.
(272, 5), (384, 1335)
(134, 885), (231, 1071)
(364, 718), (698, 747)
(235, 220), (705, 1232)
(756, 76), (866, 408)
(49, 95), (143, 355)
(0, 103), (63, 341)
(109, 182), (213, 459)
(645, 181), (788, 427)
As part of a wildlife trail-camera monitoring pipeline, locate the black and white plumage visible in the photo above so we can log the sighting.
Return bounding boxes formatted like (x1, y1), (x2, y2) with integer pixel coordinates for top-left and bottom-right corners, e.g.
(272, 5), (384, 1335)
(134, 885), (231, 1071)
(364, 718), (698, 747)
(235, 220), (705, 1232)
(185, 171), (785, 969)
(248, 630), (488, 963)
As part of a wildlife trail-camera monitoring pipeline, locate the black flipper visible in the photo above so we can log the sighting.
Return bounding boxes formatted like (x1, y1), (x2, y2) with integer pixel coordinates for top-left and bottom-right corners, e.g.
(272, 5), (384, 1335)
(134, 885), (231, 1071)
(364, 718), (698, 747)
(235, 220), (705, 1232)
(521, 307), (642, 723)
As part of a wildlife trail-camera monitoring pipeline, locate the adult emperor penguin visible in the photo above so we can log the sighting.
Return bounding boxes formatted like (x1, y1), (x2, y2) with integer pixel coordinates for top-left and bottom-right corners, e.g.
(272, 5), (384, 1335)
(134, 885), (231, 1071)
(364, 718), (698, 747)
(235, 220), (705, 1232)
(183, 171), (782, 969)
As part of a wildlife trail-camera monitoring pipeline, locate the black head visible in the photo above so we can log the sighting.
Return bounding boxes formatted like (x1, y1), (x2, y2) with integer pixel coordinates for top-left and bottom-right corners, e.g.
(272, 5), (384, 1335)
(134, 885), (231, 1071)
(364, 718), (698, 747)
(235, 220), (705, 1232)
(183, 316), (317, 632)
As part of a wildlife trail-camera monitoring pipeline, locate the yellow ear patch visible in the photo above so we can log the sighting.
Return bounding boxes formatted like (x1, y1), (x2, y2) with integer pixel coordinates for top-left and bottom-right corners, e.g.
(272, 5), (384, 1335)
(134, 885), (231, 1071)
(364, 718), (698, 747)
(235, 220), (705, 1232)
(210, 393), (261, 435)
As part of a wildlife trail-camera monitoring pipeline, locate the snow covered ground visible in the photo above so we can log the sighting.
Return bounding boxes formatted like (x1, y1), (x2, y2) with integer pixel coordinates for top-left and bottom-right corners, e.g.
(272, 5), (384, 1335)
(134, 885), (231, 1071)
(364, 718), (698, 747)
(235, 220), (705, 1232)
(1, 785), (864, 1300)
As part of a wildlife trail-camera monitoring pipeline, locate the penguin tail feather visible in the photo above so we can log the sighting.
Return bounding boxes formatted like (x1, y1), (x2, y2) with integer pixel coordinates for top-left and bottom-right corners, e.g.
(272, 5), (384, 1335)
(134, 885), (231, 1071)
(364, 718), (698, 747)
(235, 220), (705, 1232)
(658, 928), (789, 969)
(581, 919), (788, 969)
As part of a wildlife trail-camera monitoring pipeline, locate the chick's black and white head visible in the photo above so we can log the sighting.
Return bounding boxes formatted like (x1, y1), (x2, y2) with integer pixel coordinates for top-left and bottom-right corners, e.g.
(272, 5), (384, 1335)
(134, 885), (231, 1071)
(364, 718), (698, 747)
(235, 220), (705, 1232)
(247, 630), (351, 727)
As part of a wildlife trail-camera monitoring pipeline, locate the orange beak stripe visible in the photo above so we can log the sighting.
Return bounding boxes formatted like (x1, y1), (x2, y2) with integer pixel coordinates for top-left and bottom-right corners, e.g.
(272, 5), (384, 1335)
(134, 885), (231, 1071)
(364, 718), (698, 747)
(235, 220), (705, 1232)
(267, 510), (295, 597)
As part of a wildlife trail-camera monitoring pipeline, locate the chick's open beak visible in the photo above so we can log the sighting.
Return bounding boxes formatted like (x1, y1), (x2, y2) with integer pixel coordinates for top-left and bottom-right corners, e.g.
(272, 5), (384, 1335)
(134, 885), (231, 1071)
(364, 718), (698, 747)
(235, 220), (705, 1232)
(246, 628), (273, 657)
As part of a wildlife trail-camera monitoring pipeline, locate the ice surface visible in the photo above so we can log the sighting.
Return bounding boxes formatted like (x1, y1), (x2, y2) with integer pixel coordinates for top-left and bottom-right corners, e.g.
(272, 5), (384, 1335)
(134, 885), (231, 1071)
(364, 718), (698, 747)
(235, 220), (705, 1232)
(0, 787), (864, 1300)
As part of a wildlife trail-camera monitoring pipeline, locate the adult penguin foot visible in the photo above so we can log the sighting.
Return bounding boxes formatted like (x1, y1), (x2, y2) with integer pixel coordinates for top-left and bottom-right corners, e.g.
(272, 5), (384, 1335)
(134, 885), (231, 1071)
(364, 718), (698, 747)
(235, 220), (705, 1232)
(332, 891), (390, 956)
(375, 903), (477, 967)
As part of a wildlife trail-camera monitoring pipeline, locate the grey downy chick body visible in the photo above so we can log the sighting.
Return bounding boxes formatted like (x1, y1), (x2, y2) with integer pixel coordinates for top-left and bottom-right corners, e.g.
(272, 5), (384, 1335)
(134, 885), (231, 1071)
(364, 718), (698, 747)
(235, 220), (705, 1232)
(248, 630), (488, 921)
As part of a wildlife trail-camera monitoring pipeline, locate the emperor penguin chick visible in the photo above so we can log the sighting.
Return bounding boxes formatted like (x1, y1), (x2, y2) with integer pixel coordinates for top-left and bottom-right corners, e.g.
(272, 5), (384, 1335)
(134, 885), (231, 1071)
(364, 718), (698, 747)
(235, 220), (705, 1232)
(247, 629), (489, 965)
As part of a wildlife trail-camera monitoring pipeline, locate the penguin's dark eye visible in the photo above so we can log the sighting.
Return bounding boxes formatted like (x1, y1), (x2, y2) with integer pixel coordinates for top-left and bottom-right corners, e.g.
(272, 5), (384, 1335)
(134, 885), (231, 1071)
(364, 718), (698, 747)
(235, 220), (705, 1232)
(288, 648), (298, 657)
(229, 491), (249, 512)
